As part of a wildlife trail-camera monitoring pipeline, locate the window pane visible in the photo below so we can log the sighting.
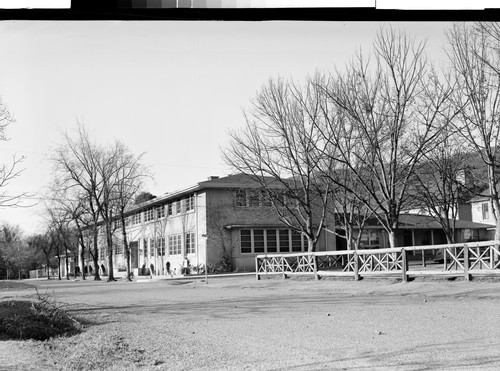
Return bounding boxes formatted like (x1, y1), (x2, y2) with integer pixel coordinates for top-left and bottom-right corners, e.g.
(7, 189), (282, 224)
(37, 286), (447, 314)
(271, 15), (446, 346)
(240, 230), (251, 253)
(369, 230), (380, 245)
(235, 189), (247, 207)
(248, 190), (260, 207)
(279, 229), (290, 252)
(254, 229), (264, 253)
(291, 231), (302, 252)
(267, 230), (277, 253)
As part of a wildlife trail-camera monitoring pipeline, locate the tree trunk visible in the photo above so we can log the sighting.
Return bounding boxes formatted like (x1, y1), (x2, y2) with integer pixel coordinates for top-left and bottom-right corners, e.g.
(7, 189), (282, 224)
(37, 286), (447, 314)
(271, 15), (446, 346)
(106, 222), (115, 282)
(57, 256), (61, 280)
(78, 232), (86, 280)
(65, 243), (70, 280)
(46, 257), (51, 280)
(121, 215), (132, 282)
(92, 228), (101, 281)
(388, 231), (397, 249)
(307, 237), (315, 253)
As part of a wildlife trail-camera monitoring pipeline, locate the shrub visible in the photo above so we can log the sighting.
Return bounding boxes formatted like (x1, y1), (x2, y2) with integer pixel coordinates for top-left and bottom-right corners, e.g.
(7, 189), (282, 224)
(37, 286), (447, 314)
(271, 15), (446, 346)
(0, 293), (81, 341)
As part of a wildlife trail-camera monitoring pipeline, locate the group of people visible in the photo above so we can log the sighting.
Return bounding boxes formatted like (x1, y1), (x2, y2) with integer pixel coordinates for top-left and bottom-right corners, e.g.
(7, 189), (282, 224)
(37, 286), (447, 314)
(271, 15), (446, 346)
(148, 258), (190, 277)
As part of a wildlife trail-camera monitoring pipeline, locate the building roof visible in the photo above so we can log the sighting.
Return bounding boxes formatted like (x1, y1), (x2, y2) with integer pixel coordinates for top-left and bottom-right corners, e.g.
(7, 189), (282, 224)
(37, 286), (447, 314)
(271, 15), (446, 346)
(397, 214), (495, 230)
(126, 173), (271, 216)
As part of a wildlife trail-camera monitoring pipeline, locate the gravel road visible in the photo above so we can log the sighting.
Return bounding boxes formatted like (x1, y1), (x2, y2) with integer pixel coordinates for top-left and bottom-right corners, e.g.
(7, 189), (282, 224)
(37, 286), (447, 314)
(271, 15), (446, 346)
(1, 276), (499, 370)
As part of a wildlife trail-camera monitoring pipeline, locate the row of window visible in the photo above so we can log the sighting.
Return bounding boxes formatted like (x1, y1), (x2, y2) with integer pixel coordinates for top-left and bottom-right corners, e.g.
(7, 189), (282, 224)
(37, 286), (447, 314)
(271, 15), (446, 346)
(234, 189), (298, 208)
(240, 229), (306, 254)
(142, 232), (196, 257)
(96, 232), (196, 260)
(129, 195), (195, 225)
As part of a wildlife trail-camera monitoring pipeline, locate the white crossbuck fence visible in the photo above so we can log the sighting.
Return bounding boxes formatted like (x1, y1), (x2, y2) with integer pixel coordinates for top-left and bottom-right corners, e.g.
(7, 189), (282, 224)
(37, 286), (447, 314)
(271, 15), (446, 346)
(255, 240), (500, 281)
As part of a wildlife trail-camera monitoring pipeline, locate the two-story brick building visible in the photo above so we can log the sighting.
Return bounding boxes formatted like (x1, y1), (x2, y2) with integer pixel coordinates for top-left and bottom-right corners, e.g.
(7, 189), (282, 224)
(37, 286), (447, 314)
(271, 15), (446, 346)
(83, 173), (336, 277)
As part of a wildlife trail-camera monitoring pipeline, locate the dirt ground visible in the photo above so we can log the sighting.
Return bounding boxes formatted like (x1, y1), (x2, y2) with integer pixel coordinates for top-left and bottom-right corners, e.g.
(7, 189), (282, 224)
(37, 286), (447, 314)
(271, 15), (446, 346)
(1, 275), (499, 370)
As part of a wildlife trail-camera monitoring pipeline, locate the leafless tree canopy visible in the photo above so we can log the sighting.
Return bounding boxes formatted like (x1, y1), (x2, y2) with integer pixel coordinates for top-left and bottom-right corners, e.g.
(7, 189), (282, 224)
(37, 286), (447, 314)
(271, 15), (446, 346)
(0, 100), (28, 208)
(447, 22), (500, 239)
(223, 76), (332, 252)
(51, 123), (149, 281)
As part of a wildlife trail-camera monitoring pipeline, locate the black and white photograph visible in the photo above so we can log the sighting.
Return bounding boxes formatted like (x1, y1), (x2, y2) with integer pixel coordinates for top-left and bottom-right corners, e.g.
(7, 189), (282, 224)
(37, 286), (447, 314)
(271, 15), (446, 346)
(0, 2), (499, 370)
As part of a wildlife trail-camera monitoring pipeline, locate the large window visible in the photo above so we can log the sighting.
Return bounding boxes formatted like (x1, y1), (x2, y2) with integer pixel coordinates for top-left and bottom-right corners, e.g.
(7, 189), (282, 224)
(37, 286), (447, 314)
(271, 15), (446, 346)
(253, 229), (265, 253)
(240, 229), (305, 254)
(279, 229), (290, 253)
(168, 234), (182, 255)
(186, 232), (195, 254)
(291, 230), (302, 252)
(157, 237), (165, 256)
(267, 230), (277, 253)
(240, 230), (252, 253)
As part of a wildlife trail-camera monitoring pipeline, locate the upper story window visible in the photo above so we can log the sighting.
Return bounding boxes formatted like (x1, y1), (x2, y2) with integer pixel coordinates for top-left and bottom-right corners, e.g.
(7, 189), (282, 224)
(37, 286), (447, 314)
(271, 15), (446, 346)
(175, 200), (182, 214)
(131, 213), (141, 225)
(235, 189), (247, 207)
(185, 195), (195, 212)
(482, 202), (490, 220)
(234, 189), (272, 207)
(167, 203), (173, 216)
(144, 208), (154, 222)
(156, 205), (165, 219)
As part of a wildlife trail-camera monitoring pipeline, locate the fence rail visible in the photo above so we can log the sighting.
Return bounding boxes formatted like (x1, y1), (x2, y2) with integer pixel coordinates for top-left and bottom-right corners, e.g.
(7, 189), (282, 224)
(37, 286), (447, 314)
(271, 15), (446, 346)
(255, 240), (500, 281)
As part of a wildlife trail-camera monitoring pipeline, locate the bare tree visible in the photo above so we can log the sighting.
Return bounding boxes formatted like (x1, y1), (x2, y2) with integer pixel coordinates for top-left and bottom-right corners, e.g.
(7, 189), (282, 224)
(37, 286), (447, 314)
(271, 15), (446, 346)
(0, 100), (27, 208)
(322, 27), (453, 248)
(447, 23), (500, 240)
(112, 143), (149, 281)
(51, 124), (104, 280)
(223, 76), (332, 253)
(409, 127), (471, 244)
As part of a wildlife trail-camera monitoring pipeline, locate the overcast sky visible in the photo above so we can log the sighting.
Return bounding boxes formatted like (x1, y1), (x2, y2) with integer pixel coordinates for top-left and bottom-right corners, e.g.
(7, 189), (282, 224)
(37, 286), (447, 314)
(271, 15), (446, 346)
(0, 21), (452, 234)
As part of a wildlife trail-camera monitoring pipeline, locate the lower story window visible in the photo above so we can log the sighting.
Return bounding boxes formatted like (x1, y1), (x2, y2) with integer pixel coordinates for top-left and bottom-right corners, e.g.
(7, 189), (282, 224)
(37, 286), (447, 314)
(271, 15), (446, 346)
(186, 232), (195, 254)
(150, 238), (155, 257)
(157, 237), (165, 256)
(169, 234), (182, 255)
(240, 229), (304, 254)
(241, 230), (251, 254)
(99, 246), (105, 260)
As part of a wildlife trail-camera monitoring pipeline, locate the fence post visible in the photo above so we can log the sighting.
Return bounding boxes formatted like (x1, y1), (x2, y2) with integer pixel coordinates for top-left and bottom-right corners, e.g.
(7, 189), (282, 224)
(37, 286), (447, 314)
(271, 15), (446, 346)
(281, 256), (285, 280)
(402, 248), (408, 283)
(255, 257), (260, 281)
(353, 251), (360, 281)
(464, 244), (470, 281)
(312, 254), (318, 280)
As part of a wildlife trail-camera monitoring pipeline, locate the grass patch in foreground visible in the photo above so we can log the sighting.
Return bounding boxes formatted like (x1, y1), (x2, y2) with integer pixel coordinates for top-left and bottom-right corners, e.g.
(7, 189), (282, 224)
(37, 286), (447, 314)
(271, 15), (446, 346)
(0, 295), (82, 341)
